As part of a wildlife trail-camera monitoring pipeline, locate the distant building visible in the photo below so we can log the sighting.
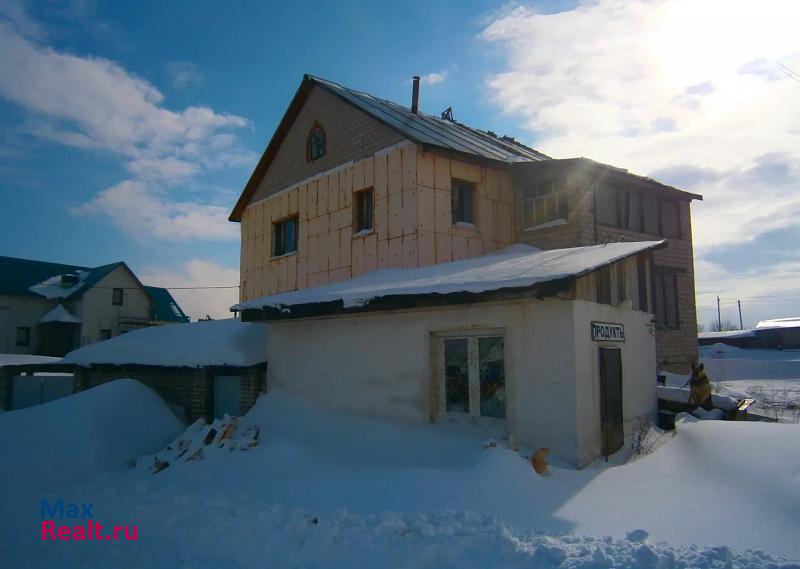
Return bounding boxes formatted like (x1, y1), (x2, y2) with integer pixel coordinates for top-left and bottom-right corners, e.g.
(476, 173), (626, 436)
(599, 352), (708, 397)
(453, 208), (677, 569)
(0, 256), (189, 356)
(698, 317), (800, 350)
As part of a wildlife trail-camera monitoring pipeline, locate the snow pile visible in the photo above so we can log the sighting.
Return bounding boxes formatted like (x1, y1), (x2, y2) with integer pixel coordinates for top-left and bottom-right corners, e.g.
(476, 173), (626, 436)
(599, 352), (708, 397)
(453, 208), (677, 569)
(62, 318), (268, 367)
(701, 343), (800, 381)
(234, 240), (664, 312)
(0, 353), (61, 366)
(28, 270), (89, 299)
(756, 317), (800, 329)
(39, 303), (81, 324)
(137, 415), (260, 473)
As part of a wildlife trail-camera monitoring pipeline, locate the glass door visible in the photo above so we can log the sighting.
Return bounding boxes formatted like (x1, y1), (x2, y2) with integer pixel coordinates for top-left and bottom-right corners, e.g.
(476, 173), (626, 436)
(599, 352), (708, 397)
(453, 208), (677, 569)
(441, 335), (505, 420)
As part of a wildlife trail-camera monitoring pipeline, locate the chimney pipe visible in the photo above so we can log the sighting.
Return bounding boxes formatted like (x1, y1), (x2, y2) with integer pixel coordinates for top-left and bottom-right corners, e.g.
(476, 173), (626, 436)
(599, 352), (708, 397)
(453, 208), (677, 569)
(411, 76), (420, 114)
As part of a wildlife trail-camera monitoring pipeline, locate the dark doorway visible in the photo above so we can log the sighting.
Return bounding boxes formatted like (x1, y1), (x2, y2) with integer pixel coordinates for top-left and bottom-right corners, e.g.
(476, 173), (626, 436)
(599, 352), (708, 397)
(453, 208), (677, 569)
(599, 347), (624, 457)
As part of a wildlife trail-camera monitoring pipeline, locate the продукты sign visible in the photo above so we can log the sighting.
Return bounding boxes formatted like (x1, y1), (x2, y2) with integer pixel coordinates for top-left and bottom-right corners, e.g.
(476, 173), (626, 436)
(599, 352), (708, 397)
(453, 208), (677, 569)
(590, 321), (625, 342)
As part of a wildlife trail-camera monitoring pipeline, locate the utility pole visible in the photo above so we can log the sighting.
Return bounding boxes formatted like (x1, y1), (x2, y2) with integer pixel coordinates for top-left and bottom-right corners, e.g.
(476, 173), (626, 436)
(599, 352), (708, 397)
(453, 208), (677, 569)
(717, 295), (721, 330)
(738, 300), (743, 330)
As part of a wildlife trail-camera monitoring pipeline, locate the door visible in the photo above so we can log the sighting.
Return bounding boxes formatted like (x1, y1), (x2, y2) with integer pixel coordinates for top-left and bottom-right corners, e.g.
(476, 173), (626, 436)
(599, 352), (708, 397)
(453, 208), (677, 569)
(441, 335), (506, 420)
(599, 347), (624, 457)
(213, 375), (241, 419)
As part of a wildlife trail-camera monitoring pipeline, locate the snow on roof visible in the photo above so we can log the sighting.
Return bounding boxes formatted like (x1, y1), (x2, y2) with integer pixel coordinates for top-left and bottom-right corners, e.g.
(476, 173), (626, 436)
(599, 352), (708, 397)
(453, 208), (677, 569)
(39, 304), (81, 324)
(28, 270), (90, 299)
(62, 319), (268, 368)
(698, 330), (755, 340)
(755, 317), (800, 330)
(0, 354), (61, 367)
(234, 241), (664, 313)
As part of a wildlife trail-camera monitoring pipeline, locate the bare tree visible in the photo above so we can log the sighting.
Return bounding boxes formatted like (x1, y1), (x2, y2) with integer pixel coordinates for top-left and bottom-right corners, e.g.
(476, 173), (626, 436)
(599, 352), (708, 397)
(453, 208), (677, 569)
(709, 318), (739, 332)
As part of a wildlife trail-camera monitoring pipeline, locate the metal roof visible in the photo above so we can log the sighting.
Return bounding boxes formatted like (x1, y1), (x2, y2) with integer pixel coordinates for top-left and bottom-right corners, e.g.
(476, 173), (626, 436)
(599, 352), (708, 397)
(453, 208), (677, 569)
(145, 286), (190, 323)
(309, 75), (550, 164)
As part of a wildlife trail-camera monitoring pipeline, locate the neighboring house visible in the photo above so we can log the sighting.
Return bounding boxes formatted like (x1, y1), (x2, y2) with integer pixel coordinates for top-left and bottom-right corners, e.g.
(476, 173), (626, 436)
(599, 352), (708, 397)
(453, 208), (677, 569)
(0, 256), (189, 356)
(699, 317), (800, 350)
(230, 74), (701, 374)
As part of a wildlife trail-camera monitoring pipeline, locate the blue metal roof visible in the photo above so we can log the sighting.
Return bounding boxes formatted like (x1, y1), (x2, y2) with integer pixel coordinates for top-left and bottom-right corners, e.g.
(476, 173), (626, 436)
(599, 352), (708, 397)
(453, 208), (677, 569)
(309, 75), (550, 164)
(145, 286), (190, 323)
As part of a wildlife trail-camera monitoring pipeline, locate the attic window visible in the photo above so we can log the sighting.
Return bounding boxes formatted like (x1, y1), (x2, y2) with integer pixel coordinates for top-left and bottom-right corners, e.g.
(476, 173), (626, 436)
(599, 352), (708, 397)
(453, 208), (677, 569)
(306, 122), (326, 161)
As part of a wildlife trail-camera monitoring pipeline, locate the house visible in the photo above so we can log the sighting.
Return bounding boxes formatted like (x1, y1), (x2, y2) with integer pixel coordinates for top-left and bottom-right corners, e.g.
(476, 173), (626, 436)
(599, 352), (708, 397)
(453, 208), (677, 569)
(0, 319), (267, 419)
(0, 256), (189, 357)
(698, 317), (800, 350)
(227, 74), (703, 464)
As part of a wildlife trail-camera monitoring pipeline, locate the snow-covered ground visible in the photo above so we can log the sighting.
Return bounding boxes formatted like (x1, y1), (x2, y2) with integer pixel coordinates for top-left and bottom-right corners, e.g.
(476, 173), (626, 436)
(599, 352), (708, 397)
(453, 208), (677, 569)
(1, 380), (799, 568)
(701, 343), (800, 422)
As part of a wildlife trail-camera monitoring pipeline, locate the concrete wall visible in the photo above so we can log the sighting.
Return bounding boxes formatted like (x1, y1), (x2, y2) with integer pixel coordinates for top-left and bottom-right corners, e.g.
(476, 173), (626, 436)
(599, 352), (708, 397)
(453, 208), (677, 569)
(266, 295), (656, 467)
(75, 266), (151, 345)
(239, 144), (516, 302)
(250, 85), (405, 203)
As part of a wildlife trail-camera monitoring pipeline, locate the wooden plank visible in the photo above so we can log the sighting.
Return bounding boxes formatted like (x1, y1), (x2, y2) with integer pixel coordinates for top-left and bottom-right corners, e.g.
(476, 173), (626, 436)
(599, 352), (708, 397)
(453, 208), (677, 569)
(485, 169), (500, 201)
(363, 232), (377, 272)
(402, 234), (418, 269)
(479, 199), (494, 241)
(499, 172), (514, 205)
(308, 180), (318, 219)
(468, 237), (483, 258)
(387, 236), (403, 269)
(451, 159), (481, 183)
(417, 231), (436, 267)
(387, 148), (402, 195)
(351, 236), (364, 276)
(298, 220), (308, 255)
(417, 149), (435, 188)
(401, 187), (418, 235)
(286, 254), (297, 291)
(278, 257), (289, 292)
(307, 234), (319, 274)
(297, 256), (308, 289)
(317, 176), (329, 215)
(388, 193), (402, 239)
(374, 153), (388, 200)
(435, 233), (452, 263)
(339, 167), (352, 209)
(434, 189), (451, 234)
(377, 237), (389, 267)
(363, 156), (375, 188)
(339, 226), (352, 267)
(401, 144), (417, 192)
(434, 154), (451, 190)
(288, 187), (298, 214)
(375, 197), (388, 241)
(452, 235), (469, 261)
(352, 159), (365, 191)
(298, 184), (308, 220)
(328, 173), (340, 212)
(328, 228), (341, 269)
(417, 187), (436, 232)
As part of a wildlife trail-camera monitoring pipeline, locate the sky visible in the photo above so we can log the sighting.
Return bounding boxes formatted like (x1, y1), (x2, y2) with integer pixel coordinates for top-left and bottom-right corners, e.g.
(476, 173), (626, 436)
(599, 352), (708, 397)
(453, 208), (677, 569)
(0, 0), (798, 327)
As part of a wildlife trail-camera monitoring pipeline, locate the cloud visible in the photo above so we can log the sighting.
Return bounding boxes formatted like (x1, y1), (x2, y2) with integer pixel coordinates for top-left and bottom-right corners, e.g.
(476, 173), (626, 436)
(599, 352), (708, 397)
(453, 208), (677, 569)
(73, 180), (238, 242)
(140, 259), (240, 321)
(0, 14), (253, 240)
(0, 0), (45, 40)
(481, 0), (800, 318)
(165, 61), (204, 90)
(420, 71), (446, 86)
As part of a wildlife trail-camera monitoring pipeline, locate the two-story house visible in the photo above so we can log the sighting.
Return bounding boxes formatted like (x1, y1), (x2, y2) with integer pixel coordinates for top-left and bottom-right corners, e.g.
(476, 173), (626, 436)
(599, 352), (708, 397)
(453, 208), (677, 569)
(230, 75), (701, 374)
(227, 75), (704, 465)
(0, 256), (189, 356)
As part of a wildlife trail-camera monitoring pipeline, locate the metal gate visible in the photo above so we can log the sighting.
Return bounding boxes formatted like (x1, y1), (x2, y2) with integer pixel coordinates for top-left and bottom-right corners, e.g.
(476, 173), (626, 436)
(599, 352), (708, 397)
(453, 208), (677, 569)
(599, 347), (624, 457)
(11, 374), (74, 410)
(213, 375), (241, 419)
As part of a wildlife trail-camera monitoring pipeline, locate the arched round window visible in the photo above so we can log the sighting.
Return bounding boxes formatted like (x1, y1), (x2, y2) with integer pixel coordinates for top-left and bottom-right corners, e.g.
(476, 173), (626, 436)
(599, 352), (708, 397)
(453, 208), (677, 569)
(306, 122), (326, 161)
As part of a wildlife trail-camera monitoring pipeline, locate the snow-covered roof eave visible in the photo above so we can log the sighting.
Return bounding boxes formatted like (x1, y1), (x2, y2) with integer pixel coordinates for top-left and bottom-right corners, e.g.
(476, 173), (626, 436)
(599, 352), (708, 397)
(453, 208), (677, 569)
(234, 240), (666, 320)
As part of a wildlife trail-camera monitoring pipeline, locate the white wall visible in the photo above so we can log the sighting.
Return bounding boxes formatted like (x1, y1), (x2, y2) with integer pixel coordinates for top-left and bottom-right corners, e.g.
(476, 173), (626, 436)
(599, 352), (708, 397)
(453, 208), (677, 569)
(0, 294), (53, 354)
(572, 301), (657, 466)
(75, 266), (151, 345)
(266, 297), (657, 467)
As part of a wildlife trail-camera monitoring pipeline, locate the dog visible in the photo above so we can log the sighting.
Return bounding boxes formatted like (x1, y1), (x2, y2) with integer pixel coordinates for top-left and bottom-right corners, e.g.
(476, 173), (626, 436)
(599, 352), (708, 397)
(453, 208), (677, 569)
(688, 361), (713, 410)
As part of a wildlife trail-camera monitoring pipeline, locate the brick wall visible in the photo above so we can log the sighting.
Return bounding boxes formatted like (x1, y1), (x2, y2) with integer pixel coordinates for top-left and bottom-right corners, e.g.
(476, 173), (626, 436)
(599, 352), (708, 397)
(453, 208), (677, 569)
(514, 167), (699, 374)
(249, 86), (405, 203)
(74, 365), (266, 423)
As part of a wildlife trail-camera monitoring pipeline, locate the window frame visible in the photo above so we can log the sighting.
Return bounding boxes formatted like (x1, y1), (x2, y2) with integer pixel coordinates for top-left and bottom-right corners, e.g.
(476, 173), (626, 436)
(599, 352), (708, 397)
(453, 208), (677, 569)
(451, 178), (476, 225)
(652, 268), (680, 329)
(272, 215), (300, 258)
(353, 187), (375, 234)
(112, 287), (124, 306)
(306, 122), (326, 162)
(16, 326), (30, 347)
(521, 180), (569, 230)
(658, 199), (681, 239)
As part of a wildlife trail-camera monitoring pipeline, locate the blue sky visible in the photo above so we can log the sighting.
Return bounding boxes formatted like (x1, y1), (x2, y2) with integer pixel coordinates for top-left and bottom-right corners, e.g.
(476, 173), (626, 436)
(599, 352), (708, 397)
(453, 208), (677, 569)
(1, 0), (799, 325)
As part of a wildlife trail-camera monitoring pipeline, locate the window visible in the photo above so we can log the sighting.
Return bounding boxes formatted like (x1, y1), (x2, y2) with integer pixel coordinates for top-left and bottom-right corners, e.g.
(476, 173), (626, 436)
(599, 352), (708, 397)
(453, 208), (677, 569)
(451, 179), (475, 224)
(659, 199), (680, 238)
(100, 329), (112, 341)
(653, 269), (679, 329)
(354, 188), (374, 233)
(306, 122), (326, 161)
(442, 334), (505, 419)
(112, 288), (123, 306)
(16, 326), (30, 347)
(642, 195), (659, 234)
(595, 185), (619, 227)
(521, 181), (569, 229)
(273, 216), (299, 257)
